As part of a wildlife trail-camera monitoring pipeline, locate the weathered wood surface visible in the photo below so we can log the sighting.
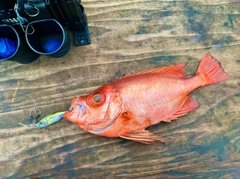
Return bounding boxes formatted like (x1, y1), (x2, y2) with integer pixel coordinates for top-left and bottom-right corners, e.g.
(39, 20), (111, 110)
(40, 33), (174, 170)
(0, 0), (240, 178)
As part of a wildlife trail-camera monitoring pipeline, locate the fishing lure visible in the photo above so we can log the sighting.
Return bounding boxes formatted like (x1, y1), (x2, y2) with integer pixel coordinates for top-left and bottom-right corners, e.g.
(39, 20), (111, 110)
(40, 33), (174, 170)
(36, 111), (65, 128)
(19, 110), (65, 128)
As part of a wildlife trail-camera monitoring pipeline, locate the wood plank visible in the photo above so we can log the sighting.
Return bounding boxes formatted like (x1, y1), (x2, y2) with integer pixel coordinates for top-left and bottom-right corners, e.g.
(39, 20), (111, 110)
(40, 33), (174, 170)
(0, 0), (239, 178)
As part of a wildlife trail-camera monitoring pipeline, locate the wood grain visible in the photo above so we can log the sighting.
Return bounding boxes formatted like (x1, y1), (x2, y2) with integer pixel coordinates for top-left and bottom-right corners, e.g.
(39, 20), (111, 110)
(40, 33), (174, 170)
(0, 0), (240, 178)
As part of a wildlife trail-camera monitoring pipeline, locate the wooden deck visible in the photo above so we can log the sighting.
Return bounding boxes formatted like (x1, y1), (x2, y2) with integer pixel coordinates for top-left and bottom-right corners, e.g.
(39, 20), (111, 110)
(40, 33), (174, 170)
(0, 0), (240, 178)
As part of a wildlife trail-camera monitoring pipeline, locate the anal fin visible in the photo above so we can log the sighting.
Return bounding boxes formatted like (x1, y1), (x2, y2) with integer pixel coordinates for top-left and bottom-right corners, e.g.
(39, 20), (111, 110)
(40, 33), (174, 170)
(168, 96), (200, 122)
(120, 130), (166, 145)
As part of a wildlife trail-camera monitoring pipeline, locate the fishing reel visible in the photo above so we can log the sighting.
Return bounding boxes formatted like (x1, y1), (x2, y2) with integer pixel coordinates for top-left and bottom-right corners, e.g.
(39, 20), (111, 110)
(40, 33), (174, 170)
(0, 0), (90, 46)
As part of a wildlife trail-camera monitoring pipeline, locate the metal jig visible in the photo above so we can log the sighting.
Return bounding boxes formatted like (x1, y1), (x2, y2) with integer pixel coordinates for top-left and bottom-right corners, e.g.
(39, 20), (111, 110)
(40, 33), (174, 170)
(19, 110), (65, 129)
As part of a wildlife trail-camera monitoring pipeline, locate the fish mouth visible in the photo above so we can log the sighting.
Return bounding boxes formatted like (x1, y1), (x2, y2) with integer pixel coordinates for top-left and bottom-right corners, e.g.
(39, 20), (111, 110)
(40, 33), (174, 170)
(64, 97), (86, 123)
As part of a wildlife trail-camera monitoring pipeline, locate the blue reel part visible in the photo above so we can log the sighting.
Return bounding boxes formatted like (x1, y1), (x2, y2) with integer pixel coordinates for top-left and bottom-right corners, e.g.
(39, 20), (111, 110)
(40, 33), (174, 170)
(44, 39), (61, 53)
(0, 38), (17, 59)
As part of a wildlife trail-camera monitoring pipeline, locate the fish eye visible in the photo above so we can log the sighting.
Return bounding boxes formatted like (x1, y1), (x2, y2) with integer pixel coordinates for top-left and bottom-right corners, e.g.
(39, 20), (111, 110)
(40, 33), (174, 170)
(87, 92), (105, 107)
(92, 93), (102, 104)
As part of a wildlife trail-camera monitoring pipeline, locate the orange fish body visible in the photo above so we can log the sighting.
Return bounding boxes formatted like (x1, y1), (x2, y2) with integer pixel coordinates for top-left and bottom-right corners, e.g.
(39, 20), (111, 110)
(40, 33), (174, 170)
(64, 53), (228, 144)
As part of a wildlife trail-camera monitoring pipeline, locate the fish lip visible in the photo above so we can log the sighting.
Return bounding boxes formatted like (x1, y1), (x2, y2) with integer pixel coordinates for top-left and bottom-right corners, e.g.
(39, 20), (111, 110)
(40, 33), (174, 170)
(67, 96), (79, 112)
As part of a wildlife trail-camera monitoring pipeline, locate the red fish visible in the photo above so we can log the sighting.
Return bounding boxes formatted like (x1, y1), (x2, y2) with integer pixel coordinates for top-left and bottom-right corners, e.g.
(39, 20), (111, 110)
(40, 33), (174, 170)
(64, 53), (228, 144)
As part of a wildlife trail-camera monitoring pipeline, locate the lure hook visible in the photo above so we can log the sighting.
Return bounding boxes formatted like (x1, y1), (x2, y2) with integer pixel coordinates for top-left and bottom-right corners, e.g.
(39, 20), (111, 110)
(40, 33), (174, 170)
(30, 109), (42, 120)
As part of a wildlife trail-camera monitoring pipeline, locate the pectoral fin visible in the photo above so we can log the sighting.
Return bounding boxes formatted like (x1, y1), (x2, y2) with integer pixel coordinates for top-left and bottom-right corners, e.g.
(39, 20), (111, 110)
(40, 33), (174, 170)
(120, 130), (166, 145)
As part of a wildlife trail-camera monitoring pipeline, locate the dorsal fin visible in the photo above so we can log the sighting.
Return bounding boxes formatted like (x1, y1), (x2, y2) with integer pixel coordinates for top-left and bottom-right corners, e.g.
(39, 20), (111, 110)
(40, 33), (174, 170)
(120, 63), (187, 79)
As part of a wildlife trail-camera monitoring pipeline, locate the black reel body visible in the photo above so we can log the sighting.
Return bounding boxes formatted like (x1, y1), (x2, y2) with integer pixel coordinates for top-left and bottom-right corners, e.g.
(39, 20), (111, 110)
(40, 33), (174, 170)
(0, 0), (90, 46)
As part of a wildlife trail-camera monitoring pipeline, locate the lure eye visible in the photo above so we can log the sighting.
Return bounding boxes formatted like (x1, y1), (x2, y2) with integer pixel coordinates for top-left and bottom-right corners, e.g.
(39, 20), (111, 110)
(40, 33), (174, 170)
(87, 92), (105, 107)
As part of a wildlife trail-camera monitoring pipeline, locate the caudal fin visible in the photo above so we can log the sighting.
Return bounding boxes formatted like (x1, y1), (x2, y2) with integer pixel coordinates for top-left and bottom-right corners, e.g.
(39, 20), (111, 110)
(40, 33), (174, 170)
(196, 53), (229, 86)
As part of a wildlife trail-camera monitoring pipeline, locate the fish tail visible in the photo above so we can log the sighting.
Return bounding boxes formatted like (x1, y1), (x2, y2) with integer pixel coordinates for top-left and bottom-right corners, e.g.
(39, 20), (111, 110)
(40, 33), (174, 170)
(196, 53), (229, 86)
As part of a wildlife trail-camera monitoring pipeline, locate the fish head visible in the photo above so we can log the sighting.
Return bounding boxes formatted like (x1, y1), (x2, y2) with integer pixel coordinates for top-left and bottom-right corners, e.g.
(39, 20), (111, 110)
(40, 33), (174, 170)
(64, 85), (123, 132)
